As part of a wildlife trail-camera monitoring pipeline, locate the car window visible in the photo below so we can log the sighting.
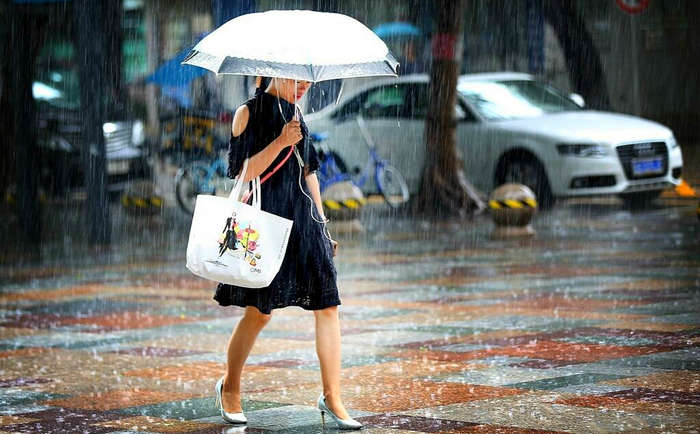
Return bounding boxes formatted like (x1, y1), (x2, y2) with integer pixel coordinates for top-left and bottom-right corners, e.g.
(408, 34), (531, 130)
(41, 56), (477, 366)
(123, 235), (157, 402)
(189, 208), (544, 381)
(333, 94), (365, 120)
(33, 68), (81, 110)
(456, 99), (477, 122)
(457, 79), (581, 121)
(404, 83), (477, 121)
(360, 85), (404, 118)
(334, 82), (479, 122)
(34, 40), (81, 110)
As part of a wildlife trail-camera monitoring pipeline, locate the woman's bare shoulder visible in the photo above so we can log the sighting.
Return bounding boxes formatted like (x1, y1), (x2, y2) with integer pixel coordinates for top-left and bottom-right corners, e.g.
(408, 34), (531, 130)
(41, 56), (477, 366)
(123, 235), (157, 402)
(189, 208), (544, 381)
(232, 105), (250, 137)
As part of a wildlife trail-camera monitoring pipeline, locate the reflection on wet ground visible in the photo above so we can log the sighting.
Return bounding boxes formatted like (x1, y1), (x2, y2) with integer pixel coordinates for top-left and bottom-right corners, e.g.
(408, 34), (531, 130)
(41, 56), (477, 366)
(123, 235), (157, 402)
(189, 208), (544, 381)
(0, 196), (698, 433)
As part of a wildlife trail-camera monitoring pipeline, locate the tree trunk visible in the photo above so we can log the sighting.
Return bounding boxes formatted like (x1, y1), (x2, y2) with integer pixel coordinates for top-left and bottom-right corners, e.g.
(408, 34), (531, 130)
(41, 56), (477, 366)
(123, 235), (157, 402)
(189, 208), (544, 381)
(542, 0), (610, 109)
(74, 0), (111, 245)
(413, 0), (484, 219)
(9, 8), (41, 245)
(0, 2), (13, 202)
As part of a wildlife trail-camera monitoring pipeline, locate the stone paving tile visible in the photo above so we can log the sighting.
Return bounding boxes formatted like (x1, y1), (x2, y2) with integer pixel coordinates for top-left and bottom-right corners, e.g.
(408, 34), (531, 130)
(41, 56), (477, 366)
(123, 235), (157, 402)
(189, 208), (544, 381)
(550, 383), (632, 395)
(356, 413), (480, 432)
(97, 415), (219, 432)
(402, 393), (691, 433)
(602, 370), (700, 393)
(43, 389), (198, 411)
(342, 329), (456, 347)
(1, 204), (698, 432)
(554, 394), (700, 419)
(435, 366), (573, 387)
(0, 330), (128, 350)
(504, 373), (629, 391)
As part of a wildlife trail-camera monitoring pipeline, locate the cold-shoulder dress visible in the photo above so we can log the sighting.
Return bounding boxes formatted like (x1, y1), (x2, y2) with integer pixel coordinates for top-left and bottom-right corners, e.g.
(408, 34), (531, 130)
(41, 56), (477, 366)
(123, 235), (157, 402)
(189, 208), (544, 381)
(213, 90), (340, 314)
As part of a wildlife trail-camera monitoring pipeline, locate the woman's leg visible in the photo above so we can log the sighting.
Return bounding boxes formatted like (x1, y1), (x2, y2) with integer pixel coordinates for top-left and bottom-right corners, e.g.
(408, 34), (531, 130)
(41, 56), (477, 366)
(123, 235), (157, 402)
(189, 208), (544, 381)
(222, 306), (272, 412)
(314, 305), (351, 420)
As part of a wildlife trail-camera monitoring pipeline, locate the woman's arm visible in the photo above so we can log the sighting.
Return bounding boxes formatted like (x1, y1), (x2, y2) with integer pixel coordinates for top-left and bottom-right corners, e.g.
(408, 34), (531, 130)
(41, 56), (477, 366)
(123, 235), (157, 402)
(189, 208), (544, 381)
(304, 170), (326, 221)
(304, 170), (337, 255)
(232, 105), (301, 182)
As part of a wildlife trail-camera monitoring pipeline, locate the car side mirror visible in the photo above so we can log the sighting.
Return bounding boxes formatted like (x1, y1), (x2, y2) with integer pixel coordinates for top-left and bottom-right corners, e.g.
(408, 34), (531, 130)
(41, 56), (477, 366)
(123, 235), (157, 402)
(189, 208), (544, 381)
(569, 93), (585, 108)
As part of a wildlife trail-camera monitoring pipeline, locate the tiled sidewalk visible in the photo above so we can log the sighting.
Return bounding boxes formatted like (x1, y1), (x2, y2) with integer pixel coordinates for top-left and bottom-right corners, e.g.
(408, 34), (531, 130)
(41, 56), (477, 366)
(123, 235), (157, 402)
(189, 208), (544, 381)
(1, 203), (699, 433)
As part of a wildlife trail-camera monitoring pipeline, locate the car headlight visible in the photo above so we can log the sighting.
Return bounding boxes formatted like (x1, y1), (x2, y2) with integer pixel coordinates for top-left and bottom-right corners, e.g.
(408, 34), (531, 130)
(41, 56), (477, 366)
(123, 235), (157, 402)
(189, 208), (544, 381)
(103, 122), (118, 134)
(132, 120), (145, 146)
(556, 144), (609, 158)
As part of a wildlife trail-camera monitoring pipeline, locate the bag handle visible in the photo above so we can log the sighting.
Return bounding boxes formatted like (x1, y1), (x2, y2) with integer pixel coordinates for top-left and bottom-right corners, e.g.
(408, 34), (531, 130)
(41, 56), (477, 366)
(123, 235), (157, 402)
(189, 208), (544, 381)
(251, 175), (261, 210)
(240, 144), (296, 203)
(228, 158), (255, 203)
(227, 157), (263, 210)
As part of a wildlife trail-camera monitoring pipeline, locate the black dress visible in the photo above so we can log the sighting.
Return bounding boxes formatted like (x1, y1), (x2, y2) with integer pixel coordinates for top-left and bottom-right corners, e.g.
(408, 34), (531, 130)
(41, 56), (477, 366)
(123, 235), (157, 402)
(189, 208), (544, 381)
(213, 89), (340, 314)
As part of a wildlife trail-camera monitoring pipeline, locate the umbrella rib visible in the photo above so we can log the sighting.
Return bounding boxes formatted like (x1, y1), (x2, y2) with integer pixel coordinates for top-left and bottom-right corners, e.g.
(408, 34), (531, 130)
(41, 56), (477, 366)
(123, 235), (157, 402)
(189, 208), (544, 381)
(184, 52), (398, 82)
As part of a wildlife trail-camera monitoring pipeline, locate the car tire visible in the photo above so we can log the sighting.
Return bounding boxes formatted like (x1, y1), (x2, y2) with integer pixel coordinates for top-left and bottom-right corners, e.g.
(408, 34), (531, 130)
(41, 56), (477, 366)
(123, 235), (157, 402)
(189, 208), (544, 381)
(619, 190), (661, 209)
(500, 157), (555, 210)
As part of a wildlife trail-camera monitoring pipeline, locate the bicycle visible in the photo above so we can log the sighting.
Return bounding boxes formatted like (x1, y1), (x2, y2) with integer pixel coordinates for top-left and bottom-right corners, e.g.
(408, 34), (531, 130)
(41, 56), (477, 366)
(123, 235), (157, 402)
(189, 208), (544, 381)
(174, 152), (230, 214)
(311, 115), (409, 208)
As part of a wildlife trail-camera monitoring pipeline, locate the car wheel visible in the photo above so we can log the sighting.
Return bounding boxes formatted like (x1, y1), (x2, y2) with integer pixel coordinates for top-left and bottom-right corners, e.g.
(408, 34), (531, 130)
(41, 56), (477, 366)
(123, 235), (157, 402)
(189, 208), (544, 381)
(501, 157), (555, 209)
(619, 190), (661, 209)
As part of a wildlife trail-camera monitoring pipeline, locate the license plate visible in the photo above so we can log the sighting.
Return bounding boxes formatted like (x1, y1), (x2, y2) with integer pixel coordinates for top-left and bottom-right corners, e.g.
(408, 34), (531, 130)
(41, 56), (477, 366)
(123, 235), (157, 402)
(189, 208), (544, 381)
(632, 158), (663, 176)
(107, 160), (130, 174)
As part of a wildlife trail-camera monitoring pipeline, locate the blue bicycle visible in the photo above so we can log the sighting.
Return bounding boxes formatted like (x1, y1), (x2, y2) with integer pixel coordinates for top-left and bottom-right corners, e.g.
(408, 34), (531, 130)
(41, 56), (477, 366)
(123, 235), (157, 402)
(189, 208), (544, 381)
(311, 115), (409, 209)
(174, 153), (230, 214)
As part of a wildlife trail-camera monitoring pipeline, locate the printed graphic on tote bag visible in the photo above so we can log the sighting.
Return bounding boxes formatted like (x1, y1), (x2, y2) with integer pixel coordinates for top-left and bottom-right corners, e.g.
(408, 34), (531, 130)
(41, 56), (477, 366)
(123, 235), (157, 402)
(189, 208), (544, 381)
(217, 213), (262, 268)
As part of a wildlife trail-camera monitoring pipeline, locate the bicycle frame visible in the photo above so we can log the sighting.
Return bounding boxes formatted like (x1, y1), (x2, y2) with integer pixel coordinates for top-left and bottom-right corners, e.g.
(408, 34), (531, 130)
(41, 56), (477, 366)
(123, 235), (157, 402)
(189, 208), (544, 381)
(317, 153), (352, 192)
(352, 147), (386, 191)
(313, 117), (391, 194)
(190, 156), (228, 193)
(316, 143), (391, 195)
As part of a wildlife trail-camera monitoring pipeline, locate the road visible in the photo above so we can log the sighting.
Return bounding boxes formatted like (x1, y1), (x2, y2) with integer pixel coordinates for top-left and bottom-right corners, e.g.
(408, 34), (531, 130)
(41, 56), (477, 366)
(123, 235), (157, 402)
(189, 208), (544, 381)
(1, 180), (698, 433)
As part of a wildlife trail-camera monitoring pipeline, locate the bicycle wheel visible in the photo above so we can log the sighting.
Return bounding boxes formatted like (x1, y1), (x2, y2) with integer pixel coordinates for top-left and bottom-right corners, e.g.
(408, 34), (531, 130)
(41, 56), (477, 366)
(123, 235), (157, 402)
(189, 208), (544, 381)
(377, 164), (409, 208)
(175, 160), (214, 214)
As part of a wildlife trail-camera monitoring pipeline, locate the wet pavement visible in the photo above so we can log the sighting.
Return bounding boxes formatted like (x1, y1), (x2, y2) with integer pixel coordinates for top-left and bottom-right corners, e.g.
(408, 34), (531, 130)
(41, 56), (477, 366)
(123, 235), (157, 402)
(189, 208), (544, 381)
(1, 189), (699, 432)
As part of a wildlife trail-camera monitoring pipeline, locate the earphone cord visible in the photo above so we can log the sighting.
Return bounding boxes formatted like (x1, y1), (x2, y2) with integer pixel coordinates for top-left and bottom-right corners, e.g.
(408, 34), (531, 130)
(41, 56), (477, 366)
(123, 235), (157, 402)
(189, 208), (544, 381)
(275, 90), (333, 242)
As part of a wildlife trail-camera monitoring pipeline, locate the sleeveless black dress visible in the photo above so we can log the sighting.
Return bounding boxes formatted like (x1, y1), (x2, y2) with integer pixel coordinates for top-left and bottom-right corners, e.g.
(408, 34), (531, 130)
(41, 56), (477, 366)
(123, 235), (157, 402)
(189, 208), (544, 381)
(213, 89), (340, 314)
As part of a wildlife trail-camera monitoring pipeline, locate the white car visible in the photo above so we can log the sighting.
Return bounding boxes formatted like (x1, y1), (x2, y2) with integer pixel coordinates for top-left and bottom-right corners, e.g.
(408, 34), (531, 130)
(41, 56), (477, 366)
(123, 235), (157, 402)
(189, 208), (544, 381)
(305, 73), (684, 207)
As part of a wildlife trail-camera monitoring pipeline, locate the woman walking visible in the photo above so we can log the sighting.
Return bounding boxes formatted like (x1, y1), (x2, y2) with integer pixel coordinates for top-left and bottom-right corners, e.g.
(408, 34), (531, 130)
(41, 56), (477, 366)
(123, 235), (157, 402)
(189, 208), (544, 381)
(213, 76), (361, 430)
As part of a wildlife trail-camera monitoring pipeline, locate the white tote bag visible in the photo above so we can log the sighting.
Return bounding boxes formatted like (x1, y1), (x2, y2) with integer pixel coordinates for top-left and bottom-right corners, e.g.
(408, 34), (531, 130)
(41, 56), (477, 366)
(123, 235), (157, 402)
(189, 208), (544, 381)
(186, 159), (293, 287)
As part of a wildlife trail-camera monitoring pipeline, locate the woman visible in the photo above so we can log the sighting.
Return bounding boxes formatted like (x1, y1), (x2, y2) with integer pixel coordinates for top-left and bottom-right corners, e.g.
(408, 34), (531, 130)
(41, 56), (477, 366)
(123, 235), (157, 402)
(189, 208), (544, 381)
(213, 76), (361, 430)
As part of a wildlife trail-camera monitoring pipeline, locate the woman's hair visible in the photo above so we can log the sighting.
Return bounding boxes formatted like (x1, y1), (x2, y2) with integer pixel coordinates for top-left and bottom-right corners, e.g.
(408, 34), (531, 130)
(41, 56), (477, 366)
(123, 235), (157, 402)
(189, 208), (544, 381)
(258, 76), (272, 90)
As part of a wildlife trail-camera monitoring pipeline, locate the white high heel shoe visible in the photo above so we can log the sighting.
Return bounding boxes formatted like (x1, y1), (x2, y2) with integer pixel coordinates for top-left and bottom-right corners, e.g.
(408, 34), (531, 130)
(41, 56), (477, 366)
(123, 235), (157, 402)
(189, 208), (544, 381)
(214, 377), (247, 424)
(317, 393), (362, 430)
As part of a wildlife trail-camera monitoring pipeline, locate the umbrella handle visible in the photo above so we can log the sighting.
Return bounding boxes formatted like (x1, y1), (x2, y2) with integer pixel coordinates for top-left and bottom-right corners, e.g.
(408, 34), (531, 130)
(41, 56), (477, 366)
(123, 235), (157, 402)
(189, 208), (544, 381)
(294, 80), (298, 121)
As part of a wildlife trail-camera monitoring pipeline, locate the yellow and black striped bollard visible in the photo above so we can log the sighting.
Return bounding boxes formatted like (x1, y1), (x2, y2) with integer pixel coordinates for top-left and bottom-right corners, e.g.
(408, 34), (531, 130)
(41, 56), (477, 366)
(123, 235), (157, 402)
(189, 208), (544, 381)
(489, 184), (538, 239)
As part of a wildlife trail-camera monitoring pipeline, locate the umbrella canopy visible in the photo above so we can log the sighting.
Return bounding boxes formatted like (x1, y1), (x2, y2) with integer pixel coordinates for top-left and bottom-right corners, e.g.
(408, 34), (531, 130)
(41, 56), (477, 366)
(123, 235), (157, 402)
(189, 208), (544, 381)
(182, 10), (399, 82)
(373, 21), (421, 39)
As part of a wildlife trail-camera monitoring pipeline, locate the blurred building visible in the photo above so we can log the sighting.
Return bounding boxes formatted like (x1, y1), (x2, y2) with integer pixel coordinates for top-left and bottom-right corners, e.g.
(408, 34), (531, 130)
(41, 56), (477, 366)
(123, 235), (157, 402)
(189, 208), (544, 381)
(7, 0), (700, 144)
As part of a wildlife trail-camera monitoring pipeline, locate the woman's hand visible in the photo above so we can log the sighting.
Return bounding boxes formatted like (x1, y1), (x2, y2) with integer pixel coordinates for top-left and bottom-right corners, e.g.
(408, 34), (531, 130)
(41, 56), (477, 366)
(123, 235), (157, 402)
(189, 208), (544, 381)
(330, 239), (338, 257)
(277, 120), (302, 149)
